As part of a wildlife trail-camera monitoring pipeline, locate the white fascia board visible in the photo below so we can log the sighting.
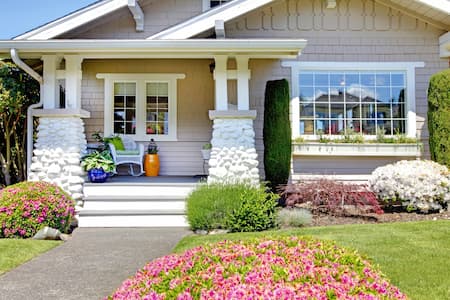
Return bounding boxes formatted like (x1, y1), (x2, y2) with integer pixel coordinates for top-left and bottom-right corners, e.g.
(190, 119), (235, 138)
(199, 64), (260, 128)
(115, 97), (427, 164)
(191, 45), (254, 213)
(0, 39), (307, 59)
(148, 0), (275, 40)
(14, 0), (128, 40)
(415, 0), (450, 14)
(439, 31), (450, 58)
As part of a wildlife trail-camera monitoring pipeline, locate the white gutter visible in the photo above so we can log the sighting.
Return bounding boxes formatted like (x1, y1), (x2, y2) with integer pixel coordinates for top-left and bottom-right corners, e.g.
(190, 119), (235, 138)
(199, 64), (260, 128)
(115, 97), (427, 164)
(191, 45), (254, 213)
(0, 39), (307, 59)
(10, 48), (43, 177)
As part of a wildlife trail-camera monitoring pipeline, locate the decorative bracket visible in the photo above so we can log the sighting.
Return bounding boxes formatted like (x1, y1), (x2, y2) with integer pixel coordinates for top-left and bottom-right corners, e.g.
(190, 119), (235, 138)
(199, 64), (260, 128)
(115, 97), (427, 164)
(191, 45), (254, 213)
(215, 20), (225, 39)
(128, 0), (144, 32)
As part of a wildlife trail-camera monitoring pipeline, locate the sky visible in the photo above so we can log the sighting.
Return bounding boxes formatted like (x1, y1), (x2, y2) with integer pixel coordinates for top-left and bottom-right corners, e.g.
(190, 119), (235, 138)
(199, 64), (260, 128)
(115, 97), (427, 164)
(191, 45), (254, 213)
(0, 0), (99, 39)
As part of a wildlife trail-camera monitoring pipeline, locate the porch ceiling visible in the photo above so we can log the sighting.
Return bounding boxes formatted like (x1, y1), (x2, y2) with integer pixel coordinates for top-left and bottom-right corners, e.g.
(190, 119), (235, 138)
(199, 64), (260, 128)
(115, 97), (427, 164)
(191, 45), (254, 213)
(0, 39), (307, 59)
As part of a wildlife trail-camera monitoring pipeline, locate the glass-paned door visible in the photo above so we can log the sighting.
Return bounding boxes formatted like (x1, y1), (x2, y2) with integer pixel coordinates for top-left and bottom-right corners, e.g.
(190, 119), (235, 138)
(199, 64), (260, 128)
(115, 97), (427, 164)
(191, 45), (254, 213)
(113, 82), (136, 134)
(146, 82), (169, 135)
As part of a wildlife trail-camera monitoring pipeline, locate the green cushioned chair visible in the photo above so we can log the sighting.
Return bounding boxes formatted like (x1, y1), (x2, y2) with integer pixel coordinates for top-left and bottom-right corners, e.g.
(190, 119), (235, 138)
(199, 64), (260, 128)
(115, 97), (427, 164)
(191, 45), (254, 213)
(108, 136), (145, 176)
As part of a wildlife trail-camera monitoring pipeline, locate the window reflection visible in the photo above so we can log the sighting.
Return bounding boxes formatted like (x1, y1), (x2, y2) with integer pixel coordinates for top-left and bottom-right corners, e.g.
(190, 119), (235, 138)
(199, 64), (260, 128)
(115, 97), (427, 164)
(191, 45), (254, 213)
(299, 71), (406, 136)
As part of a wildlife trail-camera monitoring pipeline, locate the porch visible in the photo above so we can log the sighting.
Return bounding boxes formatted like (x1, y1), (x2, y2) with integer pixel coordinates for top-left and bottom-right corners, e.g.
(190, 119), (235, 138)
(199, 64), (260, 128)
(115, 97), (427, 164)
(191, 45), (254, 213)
(79, 176), (201, 228)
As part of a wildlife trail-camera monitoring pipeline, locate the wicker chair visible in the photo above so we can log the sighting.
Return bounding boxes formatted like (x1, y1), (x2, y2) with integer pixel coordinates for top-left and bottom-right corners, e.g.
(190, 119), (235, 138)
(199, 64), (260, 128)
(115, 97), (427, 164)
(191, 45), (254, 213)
(108, 136), (145, 176)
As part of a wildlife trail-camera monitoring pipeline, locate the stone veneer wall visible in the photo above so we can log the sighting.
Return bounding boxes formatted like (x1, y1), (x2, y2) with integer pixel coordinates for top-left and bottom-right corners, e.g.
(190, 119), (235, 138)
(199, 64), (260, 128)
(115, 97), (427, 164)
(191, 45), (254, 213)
(28, 117), (87, 208)
(208, 117), (260, 185)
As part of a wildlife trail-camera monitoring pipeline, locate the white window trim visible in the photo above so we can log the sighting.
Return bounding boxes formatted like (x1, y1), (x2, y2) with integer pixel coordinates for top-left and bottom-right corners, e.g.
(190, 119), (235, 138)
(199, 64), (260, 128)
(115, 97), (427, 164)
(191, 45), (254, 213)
(96, 73), (185, 142)
(281, 61), (425, 139)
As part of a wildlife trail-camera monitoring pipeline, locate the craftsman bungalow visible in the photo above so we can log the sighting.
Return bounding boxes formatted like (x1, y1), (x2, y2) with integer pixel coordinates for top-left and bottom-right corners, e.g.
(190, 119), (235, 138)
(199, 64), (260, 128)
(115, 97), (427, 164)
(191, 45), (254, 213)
(0, 0), (448, 226)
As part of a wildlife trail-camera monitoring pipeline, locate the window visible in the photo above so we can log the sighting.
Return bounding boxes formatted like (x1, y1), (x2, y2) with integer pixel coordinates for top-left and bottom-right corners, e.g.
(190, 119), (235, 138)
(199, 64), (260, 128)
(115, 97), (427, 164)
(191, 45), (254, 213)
(281, 61), (424, 139)
(114, 82), (136, 134)
(97, 73), (186, 141)
(298, 71), (406, 136)
(202, 0), (230, 11)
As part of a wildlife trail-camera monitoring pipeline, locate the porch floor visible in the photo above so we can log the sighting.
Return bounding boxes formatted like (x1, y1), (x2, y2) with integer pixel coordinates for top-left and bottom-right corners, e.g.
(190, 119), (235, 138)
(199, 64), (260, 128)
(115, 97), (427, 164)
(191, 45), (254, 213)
(85, 175), (204, 185)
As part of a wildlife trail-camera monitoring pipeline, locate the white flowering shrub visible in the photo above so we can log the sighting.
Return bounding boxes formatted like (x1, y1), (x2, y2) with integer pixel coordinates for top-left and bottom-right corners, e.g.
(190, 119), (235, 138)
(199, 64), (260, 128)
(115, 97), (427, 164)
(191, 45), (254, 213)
(369, 160), (450, 212)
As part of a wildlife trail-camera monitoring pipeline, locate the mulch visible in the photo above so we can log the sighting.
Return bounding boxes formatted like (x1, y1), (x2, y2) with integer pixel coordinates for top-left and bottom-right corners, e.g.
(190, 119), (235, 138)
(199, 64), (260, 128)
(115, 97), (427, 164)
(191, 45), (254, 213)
(309, 210), (450, 227)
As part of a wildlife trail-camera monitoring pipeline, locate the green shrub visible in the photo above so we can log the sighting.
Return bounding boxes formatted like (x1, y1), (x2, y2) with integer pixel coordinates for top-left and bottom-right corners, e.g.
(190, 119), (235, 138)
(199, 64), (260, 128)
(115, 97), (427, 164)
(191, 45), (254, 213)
(276, 208), (312, 228)
(225, 186), (279, 232)
(0, 181), (75, 238)
(186, 184), (279, 232)
(428, 69), (450, 168)
(263, 79), (292, 191)
(186, 183), (250, 231)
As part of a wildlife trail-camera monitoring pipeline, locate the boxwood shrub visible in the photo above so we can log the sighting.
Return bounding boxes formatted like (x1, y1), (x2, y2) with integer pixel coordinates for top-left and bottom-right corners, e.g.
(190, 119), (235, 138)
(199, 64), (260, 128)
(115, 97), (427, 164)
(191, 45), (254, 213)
(0, 181), (75, 238)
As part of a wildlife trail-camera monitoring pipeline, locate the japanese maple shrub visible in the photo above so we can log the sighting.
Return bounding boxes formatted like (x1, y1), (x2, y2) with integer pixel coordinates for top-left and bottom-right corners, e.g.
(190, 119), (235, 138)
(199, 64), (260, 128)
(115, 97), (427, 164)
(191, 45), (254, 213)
(108, 236), (406, 299)
(280, 179), (383, 215)
(0, 181), (75, 238)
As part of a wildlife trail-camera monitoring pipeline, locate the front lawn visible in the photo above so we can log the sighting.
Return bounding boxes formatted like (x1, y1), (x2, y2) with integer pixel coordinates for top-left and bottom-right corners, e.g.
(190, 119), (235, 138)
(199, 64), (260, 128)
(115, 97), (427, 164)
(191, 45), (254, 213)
(175, 220), (450, 300)
(0, 239), (61, 275)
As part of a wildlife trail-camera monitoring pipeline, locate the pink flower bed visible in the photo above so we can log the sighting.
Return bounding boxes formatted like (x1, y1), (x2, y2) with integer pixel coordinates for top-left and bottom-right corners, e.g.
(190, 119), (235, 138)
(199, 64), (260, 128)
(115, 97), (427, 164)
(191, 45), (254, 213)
(108, 237), (407, 300)
(0, 181), (75, 238)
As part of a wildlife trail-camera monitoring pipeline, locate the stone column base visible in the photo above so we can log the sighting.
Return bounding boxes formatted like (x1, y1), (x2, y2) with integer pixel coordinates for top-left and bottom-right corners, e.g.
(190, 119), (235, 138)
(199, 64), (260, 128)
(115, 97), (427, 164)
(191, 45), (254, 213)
(208, 110), (260, 186)
(28, 113), (88, 208)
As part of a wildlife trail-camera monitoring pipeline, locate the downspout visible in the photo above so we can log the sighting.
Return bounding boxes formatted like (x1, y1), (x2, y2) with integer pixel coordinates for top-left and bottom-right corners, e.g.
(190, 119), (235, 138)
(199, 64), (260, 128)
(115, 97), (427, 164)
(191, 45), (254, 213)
(10, 48), (44, 178)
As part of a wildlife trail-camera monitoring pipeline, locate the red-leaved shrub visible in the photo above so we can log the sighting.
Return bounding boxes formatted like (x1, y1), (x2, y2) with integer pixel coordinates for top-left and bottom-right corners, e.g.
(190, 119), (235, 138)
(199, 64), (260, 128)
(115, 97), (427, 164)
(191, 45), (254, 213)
(280, 179), (383, 215)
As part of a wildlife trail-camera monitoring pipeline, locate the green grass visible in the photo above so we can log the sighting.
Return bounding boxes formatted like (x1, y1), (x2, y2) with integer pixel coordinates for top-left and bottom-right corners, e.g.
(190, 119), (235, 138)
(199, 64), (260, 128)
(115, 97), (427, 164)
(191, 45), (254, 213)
(174, 220), (450, 300)
(0, 239), (61, 275)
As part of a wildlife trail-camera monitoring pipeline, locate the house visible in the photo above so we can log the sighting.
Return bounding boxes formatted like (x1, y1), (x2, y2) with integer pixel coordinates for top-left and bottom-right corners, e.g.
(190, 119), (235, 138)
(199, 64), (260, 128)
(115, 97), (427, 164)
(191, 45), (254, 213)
(0, 0), (448, 226)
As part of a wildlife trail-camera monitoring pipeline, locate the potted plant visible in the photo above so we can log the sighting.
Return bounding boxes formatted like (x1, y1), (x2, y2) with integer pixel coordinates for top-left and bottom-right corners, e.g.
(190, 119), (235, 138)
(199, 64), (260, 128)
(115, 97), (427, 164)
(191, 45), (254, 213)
(81, 150), (115, 183)
(201, 142), (212, 160)
(144, 139), (160, 176)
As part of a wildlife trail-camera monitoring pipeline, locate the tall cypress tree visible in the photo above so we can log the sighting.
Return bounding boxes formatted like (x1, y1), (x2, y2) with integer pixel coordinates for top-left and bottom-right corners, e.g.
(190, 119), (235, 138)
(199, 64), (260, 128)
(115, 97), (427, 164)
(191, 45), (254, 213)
(263, 79), (292, 191)
(428, 69), (450, 168)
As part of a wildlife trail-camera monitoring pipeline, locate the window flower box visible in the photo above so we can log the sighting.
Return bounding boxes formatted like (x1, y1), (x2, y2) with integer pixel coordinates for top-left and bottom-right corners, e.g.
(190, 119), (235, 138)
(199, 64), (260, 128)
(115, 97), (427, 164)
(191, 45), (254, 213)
(292, 142), (422, 157)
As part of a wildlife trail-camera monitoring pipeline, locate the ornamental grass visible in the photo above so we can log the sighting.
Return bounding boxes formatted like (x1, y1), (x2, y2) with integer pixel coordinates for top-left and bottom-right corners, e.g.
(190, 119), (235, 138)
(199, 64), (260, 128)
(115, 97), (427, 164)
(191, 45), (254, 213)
(108, 236), (406, 300)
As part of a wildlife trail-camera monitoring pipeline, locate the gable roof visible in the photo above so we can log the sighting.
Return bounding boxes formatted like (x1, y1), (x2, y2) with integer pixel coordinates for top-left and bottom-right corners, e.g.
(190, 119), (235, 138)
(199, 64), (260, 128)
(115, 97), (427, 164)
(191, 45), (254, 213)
(13, 0), (450, 41)
(148, 0), (275, 39)
(14, 0), (129, 40)
(150, 0), (449, 39)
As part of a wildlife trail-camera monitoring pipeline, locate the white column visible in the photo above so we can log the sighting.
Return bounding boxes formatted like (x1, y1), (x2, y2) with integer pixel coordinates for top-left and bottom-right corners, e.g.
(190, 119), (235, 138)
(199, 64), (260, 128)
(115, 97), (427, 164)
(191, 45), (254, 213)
(65, 55), (83, 109)
(41, 55), (58, 109)
(213, 55), (228, 111)
(236, 56), (250, 111)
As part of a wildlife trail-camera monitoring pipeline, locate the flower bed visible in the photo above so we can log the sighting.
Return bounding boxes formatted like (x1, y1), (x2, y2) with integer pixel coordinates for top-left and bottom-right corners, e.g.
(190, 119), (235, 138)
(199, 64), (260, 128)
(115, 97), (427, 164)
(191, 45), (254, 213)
(108, 237), (406, 299)
(0, 181), (75, 238)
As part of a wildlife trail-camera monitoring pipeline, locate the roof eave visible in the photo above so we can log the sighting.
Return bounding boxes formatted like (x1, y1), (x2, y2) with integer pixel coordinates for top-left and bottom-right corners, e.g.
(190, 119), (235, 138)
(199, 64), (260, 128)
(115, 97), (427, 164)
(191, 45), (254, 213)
(14, 0), (128, 40)
(0, 39), (307, 59)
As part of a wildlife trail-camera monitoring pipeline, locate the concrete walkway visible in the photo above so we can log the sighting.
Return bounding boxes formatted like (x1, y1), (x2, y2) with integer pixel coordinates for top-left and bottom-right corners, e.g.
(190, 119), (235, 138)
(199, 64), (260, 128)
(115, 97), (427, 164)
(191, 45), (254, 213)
(0, 228), (189, 300)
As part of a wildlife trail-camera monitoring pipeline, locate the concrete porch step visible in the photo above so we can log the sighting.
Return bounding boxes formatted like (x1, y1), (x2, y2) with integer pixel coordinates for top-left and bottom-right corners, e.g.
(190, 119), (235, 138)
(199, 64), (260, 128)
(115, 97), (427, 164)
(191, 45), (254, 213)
(83, 199), (185, 211)
(83, 184), (195, 198)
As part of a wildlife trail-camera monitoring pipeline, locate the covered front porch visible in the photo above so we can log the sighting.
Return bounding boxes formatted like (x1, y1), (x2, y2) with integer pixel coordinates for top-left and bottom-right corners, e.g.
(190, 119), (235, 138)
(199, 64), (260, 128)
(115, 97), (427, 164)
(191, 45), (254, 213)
(0, 38), (306, 226)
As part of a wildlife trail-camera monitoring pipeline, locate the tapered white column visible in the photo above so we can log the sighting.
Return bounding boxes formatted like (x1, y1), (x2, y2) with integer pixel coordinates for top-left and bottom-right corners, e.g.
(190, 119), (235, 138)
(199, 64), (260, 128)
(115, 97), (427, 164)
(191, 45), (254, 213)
(213, 55), (228, 111)
(41, 55), (58, 109)
(236, 56), (250, 111)
(65, 55), (83, 109)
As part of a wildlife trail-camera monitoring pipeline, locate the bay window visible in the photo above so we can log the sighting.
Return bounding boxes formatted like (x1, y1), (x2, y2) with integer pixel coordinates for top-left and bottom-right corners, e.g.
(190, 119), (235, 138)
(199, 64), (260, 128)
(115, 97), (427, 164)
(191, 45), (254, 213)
(282, 61), (424, 139)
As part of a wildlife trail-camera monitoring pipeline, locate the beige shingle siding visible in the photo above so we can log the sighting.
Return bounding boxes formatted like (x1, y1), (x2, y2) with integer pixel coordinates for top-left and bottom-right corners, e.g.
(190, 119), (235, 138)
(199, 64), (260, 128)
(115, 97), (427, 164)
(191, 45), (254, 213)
(228, 0), (447, 176)
(81, 59), (214, 176)
(59, 0), (203, 39)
